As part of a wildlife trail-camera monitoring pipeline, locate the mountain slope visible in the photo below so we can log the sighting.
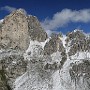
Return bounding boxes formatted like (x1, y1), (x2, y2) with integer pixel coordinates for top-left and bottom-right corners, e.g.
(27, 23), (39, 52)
(14, 30), (90, 90)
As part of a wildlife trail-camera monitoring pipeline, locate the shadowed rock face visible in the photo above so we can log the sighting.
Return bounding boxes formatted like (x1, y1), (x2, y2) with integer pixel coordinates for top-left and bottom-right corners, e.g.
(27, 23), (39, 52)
(27, 15), (48, 42)
(44, 33), (67, 69)
(0, 69), (11, 90)
(69, 60), (90, 90)
(66, 30), (90, 56)
(0, 22), (3, 44)
(66, 30), (85, 40)
(0, 51), (27, 89)
(44, 34), (65, 55)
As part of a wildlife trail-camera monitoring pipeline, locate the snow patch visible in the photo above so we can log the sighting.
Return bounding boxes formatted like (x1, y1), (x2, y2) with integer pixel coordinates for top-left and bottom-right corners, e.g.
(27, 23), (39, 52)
(51, 51), (62, 64)
(70, 51), (90, 60)
(60, 35), (67, 48)
(13, 72), (29, 90)
(24, 38), (50, 60)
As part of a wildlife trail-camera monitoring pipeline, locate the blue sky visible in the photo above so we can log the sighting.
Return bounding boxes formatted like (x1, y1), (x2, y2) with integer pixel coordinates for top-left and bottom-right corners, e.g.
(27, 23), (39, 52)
(0, 0), (90, 34)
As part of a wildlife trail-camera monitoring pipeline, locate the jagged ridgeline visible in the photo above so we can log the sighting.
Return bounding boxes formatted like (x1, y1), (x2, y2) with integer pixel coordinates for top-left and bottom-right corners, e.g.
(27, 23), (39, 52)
(0, 8), (90, 90)
(0, 9), (48, 50)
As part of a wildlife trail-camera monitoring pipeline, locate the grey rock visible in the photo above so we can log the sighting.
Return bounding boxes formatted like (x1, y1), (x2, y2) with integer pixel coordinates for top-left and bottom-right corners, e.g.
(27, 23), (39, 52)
(0, 50), (27, 89)
(44, 33), (65, 55)
(66, 30), (85, 40)
(66, 30), (90, 56)
(27, 15), (48, 42)
(69, 60), (90, 90)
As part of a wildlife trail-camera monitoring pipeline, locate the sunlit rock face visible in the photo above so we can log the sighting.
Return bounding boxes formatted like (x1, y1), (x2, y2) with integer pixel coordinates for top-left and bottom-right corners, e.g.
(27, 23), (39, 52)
(1, 9), (29, 50)
(0, 9), (48, 50)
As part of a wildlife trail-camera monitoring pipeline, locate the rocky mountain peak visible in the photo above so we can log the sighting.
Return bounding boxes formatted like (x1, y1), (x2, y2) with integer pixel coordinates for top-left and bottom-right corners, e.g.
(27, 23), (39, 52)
(66, 29), (85, 40)
(44, 33), (65, 55)
(1, 9), (29, 50)
(0, 8), (48, 50)
(27, 15), (48, 42)
(7, 8), (27, 17)
(0, 9), (90, 90)
(13, 8), (27, 14)
(65, 29), (90, 56)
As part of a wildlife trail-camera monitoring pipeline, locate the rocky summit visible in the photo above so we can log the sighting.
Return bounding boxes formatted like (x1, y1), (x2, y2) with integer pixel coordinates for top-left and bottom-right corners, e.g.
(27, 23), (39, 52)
(1, 9), (29, 50)
(0, 9), (90, 90)
(0, 9), (47, 51)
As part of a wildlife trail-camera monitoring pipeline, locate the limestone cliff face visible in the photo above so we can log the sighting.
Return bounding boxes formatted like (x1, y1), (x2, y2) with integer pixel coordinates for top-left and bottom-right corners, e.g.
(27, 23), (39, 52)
(27, 15), (48, 42)
(0, 9), (48, 50)
(1, 9), (29, 50)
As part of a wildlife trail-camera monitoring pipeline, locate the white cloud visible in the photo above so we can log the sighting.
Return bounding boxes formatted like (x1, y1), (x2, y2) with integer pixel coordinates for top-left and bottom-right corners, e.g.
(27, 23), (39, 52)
(0, 6), (16, 13)
(41, 9), (90, 35)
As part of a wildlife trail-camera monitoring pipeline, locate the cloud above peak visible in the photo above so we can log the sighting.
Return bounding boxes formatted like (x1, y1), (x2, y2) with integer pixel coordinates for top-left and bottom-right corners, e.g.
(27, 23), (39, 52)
(0, 6), (16, 13)
(41, 9), (90, 35)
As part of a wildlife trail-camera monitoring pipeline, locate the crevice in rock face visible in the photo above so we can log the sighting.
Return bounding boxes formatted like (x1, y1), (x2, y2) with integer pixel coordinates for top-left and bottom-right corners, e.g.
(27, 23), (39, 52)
(60, 51), (67, 67)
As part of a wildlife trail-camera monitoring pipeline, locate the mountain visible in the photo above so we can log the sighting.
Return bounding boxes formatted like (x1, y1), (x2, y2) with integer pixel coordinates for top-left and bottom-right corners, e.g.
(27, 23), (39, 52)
(0, 9), (90, 90)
